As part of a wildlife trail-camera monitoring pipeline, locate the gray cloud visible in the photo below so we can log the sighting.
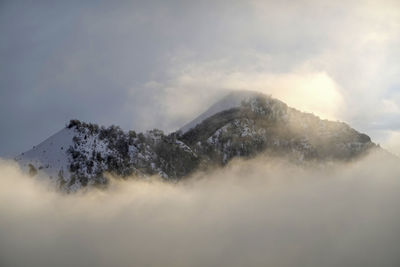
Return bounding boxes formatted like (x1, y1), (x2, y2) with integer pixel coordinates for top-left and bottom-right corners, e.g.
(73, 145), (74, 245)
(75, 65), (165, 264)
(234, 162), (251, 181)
(1, 0), (399, 156)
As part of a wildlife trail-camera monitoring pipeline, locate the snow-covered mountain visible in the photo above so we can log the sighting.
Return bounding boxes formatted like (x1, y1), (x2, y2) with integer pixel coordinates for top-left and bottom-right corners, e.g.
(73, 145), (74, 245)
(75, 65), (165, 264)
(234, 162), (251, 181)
(16, 91), (379, 191)
(15, 128), (75, 181)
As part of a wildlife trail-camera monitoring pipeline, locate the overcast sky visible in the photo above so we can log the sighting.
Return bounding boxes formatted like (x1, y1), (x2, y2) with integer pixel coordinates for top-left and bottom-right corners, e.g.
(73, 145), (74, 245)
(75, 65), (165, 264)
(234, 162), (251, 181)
(1, 0), (399, 157)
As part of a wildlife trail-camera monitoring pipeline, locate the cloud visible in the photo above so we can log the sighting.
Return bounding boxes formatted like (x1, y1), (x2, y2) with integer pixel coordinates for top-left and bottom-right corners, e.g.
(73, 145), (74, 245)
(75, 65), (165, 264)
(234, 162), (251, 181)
(159, 61), (345, 125)
(377, 130), (400, 157)
(1, 151), (400, 267)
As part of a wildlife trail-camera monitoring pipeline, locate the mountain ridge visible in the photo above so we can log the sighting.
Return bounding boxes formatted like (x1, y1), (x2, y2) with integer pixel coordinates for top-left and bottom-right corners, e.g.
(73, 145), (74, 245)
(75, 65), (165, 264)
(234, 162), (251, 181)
(16, 91), (380, 191)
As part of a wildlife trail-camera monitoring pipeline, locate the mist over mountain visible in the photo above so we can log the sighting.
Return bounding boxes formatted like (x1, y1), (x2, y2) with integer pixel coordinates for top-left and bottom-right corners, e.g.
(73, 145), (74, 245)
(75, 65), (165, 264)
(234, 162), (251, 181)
(15, 91), (382, 192)
(2, 147), (400, 267)
(6, 91), (398, 267)
(2, 1), (400, 266)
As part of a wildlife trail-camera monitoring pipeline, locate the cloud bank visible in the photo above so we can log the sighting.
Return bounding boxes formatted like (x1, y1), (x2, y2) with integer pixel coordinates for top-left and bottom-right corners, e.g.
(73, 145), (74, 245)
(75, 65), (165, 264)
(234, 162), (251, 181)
(1, 151), (400, 267)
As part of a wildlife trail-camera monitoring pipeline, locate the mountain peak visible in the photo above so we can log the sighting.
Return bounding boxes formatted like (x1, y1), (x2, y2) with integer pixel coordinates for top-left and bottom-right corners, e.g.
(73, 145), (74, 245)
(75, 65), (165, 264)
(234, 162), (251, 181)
(179, 90), (268, 133)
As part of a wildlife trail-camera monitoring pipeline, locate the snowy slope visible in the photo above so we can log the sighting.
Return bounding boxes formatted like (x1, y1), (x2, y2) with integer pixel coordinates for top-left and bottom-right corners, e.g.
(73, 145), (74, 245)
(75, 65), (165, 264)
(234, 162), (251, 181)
(15, 121), (200, 191)
(15, 127), (76, 181)
(179, 90), (266, 133)
(14, 124), (113, 190)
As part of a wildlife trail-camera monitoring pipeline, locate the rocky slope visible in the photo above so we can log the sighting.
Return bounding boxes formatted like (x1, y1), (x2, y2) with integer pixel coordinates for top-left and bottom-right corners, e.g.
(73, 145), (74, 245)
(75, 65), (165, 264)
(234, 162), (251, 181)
(16, 91), (378, 191)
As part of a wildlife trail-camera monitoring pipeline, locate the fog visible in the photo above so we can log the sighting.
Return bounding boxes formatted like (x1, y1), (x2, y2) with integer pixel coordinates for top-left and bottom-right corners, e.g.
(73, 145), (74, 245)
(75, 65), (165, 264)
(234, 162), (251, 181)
(1, 152), (400, 267)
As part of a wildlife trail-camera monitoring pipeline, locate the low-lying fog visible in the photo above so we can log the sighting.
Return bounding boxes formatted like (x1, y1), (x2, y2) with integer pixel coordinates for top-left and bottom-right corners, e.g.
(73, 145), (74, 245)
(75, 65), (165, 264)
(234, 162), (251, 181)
(1, 152), (400, 267)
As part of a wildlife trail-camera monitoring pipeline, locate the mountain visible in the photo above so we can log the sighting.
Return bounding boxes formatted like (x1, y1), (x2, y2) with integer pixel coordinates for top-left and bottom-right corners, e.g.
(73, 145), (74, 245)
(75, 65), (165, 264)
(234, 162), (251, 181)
(16, 91), (378, 192)
(179, 90), (265, 133)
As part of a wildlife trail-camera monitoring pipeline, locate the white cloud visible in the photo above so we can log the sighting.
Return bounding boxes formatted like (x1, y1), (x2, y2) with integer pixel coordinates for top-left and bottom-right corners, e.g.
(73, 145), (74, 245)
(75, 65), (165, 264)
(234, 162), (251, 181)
(381, 131), (400, 157)
(1, 151), (400, 267)
(382, 99), (400, 114)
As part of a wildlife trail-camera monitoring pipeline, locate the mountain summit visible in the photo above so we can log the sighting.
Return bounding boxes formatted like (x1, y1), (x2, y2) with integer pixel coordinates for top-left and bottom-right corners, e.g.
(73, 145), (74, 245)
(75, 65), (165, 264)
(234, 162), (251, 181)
(16, 91), (377, 191)
(180, 90), (265, 133)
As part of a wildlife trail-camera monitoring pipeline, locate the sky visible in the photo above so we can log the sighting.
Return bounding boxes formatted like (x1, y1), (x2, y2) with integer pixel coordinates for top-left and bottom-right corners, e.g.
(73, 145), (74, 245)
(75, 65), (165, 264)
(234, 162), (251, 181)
(1, 0), (399, 157)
